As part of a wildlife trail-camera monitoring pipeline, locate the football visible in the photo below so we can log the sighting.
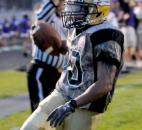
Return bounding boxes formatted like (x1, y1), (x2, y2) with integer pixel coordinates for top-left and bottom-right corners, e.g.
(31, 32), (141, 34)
(31, 21), (63, 56)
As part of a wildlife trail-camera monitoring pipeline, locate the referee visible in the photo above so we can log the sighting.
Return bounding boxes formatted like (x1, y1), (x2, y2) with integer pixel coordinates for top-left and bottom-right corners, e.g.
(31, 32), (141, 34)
(27, 0), (66, 112)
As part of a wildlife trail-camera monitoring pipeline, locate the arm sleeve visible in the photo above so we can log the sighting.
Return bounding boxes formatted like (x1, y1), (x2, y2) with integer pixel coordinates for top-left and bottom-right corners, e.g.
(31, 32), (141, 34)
(94, 41), (123, 69)
(32, 0), (67, 69)
(35, 0), (56, 22)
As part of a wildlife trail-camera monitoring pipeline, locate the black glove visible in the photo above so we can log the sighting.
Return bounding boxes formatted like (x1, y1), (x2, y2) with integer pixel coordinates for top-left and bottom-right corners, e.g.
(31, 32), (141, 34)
(47, 100), (77, 127)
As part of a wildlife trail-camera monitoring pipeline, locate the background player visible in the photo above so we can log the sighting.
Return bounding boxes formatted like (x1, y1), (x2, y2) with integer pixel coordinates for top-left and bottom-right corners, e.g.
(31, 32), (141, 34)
(19, 13), (31, 56)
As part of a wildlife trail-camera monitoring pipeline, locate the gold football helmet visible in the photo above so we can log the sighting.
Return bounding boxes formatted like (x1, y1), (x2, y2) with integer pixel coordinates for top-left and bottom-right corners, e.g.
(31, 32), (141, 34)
(62, 0), (110, 28)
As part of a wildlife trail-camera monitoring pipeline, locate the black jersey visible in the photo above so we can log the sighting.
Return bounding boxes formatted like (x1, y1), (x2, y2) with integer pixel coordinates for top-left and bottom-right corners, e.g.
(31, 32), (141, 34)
(56, 22), (124, 113)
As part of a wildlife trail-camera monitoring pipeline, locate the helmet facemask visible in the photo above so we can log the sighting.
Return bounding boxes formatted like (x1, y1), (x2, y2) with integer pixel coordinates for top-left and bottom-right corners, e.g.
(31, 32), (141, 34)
(62, 1), (100, 28)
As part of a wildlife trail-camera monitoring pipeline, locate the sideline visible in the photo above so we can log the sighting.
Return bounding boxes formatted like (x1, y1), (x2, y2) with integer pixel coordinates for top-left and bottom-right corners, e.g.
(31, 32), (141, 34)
(0, 94), (30, 119)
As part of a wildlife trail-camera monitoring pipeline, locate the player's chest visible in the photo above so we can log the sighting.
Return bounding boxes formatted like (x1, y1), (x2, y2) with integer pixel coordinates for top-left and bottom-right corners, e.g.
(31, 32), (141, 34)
(66, 34), (93, 67)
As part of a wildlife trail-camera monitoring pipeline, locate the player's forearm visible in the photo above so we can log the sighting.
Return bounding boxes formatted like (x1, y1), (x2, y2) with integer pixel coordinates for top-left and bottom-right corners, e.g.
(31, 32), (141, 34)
(74, 62), (117, 107)
(74, 81), (112, 107)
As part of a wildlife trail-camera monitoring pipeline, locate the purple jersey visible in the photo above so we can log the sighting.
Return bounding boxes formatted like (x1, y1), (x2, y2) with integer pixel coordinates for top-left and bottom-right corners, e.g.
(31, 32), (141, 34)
(2, 20), (11, 33)
(10, 18), (19, 32)
(19, 18), (30, 33)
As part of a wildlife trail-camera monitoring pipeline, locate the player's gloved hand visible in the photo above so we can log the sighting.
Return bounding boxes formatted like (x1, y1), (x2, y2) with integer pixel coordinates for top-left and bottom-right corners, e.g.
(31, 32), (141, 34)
(47, 99), (77, 127)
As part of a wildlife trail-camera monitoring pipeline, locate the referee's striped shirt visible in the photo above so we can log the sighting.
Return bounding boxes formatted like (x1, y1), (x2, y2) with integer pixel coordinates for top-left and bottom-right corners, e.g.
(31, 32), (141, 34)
(32, 0), (67, 68)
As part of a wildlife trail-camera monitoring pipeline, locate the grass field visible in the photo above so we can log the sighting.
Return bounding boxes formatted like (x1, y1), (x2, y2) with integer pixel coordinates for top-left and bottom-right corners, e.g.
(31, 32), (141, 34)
(96, 71), (142, 130)
(0, 70), (142, 130)
(0, 71), (27, 98)
(0, 111), (30, 130)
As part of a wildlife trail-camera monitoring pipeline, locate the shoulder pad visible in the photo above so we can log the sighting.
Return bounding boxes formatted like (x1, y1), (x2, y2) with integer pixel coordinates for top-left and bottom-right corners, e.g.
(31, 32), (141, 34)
(90, 29), (124, 51)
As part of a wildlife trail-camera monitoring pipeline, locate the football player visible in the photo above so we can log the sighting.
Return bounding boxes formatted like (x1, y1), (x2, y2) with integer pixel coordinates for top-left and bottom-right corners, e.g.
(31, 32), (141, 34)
(21, 0), (124, 130)
(19, 14), (31, 56)
(10, 16), (19, 45)
(27, 0), (67, 112)
(1, 18), (11, 47)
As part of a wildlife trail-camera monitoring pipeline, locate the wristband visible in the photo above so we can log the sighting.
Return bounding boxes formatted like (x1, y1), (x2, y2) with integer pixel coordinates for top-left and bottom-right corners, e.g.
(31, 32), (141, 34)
(70, 99), (77, 108)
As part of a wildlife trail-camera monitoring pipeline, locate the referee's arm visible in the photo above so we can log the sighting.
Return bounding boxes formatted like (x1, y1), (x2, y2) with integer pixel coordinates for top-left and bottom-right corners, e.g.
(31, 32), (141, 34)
(35, 0), (56, 22)
(33, 0), (66, 69)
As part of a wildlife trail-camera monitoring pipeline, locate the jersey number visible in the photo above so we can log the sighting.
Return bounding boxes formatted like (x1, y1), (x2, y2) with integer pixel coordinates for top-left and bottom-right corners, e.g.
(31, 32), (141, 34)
(67, 51), (83, 87)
